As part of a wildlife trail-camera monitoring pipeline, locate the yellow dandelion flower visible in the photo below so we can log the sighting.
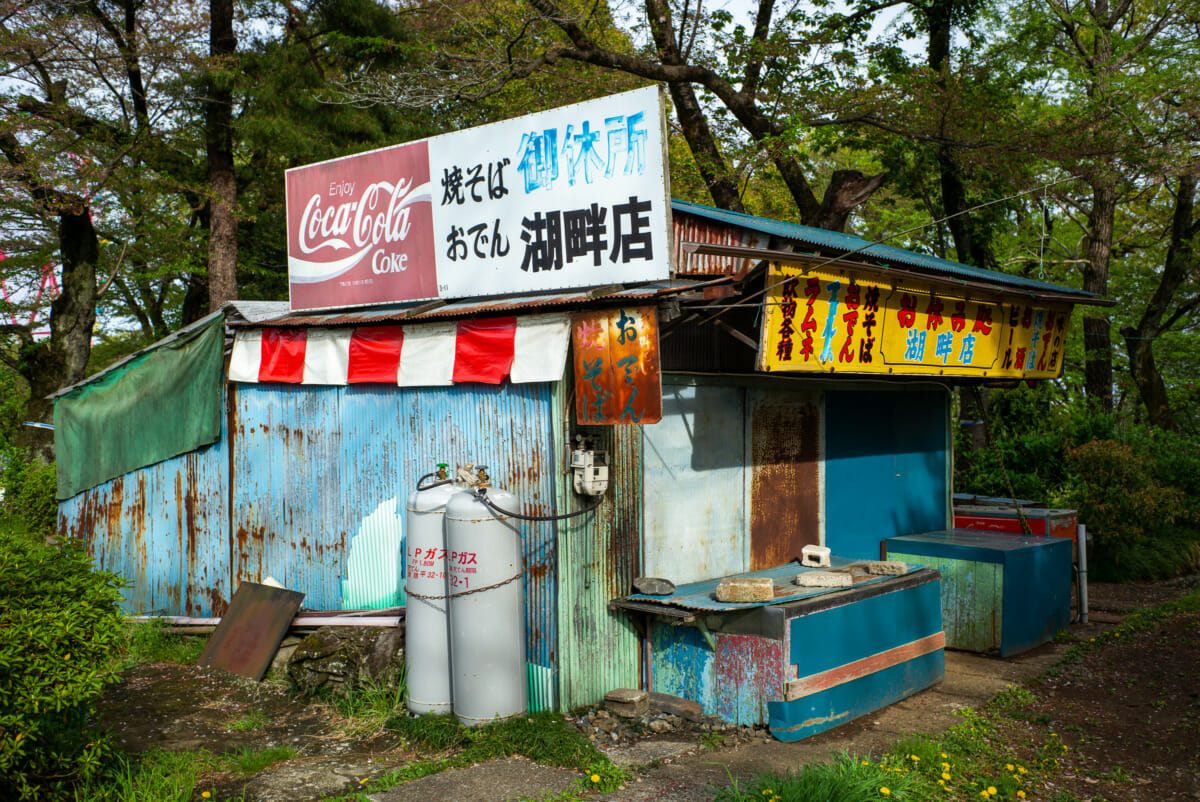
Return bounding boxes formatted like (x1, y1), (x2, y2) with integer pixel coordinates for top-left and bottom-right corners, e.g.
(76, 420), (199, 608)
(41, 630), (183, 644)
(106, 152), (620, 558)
(980, 792), (990, 799)
(938, 779), (945, 786)
(910, 754), (920, 761)
(880, 788), (891, 797)
(941, 752), (948, 758)
(942, 772), (951, 780)
(1017, 792), (1026, 799)
(591, 774), (601, 783)
(201, 793), (211, 800)
(1006, 764), (1014, 771)
(360, 778), (369, 785)
(1018, 766), (1028, 774)
(988, 786), (997, 795)
(863, 761), (870, 766)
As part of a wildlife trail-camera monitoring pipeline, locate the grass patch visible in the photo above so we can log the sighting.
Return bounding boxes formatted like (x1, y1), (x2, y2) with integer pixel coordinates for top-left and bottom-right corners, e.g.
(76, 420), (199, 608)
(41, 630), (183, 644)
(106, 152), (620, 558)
(714, 752), (920, 801)
(330, 675), (407, 736)
(389, 712), (607, 769)
(119, 618), (206, 667)
(230, 745), (297, 775)
(344, 712), (629, 799)
(78, 750), (229, 802)
(226, 710), (270, 732)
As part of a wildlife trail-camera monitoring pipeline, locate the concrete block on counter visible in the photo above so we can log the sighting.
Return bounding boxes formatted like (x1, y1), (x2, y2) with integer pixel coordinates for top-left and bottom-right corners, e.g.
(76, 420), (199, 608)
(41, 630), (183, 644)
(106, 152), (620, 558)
(795, 571), (852, 588)
(715, 577), (775, 603)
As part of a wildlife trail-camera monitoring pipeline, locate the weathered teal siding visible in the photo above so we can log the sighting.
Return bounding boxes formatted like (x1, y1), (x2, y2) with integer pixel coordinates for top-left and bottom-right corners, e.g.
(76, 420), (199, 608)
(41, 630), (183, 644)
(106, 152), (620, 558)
(231, 380), (560, 709)
(554, 378), (642, 711)
(59, 389), (232, 617)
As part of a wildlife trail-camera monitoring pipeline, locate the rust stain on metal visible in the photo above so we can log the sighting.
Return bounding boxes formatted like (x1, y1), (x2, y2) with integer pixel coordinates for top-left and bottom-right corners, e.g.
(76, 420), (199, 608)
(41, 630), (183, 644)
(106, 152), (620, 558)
(672, 213), (754, 277)
(197, 581), (304, 681)
(750, 392), (821, 571)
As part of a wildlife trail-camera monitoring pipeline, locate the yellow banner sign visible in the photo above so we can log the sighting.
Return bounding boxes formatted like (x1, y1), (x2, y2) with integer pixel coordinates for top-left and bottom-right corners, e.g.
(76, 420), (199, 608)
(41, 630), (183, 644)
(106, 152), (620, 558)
(758, 263), (1072, 379)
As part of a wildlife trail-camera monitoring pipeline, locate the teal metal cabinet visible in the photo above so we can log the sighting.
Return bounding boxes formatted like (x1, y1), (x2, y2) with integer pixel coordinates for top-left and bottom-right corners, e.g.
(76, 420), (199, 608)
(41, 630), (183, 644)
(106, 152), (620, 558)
(885, 529), (1072, 657)
(635, 567), (945, 741)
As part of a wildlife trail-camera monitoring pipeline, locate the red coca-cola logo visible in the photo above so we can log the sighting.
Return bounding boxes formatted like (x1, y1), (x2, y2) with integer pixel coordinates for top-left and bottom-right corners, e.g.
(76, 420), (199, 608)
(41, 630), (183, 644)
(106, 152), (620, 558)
(286, 141), (438, 310)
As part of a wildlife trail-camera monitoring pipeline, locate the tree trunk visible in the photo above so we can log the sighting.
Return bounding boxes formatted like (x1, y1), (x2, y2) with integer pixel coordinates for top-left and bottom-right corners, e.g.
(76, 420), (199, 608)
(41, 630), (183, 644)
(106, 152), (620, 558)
(1083, 180), (1116, 411)
(1119, 175), (1200, 430)
(667, 82), (745, 212)
(206, 0), (238, 312)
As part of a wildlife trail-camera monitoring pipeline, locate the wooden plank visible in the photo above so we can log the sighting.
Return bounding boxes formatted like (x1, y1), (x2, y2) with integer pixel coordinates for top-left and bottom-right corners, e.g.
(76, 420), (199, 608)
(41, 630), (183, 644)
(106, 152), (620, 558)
(785, 632), (945, 701)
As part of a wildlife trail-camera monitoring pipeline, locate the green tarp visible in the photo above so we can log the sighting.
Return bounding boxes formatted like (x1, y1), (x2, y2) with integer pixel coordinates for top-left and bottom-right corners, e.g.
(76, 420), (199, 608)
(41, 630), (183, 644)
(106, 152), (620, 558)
(54, 314), (225, 500)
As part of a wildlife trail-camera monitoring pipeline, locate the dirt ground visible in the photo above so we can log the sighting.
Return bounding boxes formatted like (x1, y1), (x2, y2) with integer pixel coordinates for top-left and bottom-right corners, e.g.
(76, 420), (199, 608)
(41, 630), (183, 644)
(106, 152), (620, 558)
(92, 575), (1200, 801)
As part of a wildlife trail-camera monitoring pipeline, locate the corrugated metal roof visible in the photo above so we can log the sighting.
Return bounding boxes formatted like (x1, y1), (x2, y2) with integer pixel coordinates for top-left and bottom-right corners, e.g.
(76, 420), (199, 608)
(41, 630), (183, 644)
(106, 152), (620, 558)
(672, 199), (1103, 302)
(227, 280), (726, 328)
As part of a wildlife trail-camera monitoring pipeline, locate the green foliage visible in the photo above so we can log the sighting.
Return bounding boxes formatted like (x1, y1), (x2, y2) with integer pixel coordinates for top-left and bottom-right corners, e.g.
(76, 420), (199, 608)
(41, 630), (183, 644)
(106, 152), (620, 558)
(1062, 440), (1184, 546)
(13, 461), (57, 541)
(955, 386), (1200, 580)
(0, 530), (128, 800)
(226, 710), (270, 732)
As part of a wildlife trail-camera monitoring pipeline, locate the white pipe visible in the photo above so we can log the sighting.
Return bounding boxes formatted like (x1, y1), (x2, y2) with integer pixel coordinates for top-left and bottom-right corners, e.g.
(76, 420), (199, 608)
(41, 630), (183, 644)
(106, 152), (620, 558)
(1077, 523), (1088, 625)
(126, 615), (402, 628)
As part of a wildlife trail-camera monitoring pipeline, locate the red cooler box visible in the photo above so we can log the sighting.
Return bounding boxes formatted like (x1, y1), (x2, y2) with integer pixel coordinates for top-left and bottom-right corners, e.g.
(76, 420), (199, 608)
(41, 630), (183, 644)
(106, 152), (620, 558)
(953, 505), (1078, 541)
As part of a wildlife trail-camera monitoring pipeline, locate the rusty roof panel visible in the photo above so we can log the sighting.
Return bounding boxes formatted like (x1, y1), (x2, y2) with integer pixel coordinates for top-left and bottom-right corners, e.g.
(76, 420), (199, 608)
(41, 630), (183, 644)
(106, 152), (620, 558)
(672, 209), (768, 276)
(197, 582), (305, 681)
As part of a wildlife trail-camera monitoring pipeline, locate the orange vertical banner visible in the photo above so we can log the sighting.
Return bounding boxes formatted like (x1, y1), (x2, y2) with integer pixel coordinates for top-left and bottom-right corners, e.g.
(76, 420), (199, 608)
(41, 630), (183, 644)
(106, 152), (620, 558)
(572, 306), (662, 425)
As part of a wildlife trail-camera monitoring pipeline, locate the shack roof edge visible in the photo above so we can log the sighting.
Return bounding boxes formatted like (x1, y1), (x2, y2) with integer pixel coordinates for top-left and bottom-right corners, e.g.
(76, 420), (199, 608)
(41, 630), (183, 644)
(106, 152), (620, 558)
(671, 199), (1112, 307)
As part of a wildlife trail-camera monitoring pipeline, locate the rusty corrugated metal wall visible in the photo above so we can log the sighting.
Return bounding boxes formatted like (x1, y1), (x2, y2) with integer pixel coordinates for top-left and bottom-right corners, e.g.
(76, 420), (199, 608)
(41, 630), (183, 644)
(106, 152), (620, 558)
(672, 210), (765, 276)
(230, 381), (561, 711)
(59, 390), (232, 617)
(553, 371), (642, 710)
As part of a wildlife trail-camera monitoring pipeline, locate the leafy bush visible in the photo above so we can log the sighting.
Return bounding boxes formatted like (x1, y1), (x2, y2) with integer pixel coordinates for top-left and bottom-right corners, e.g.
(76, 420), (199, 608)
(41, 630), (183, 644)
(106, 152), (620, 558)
(955, 386), (1200, 579)
(0, 450), (58, 543)
(0, 529), (129, 799)
(1061, 440), (1184, 548)
(15, 462), (57, 542)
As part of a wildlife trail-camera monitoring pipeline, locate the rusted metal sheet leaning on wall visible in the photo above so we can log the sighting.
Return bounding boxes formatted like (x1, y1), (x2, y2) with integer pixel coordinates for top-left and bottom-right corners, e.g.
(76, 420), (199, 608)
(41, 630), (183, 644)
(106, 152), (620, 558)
(230, 380), (560, 710)
(59, 389), (232, 617)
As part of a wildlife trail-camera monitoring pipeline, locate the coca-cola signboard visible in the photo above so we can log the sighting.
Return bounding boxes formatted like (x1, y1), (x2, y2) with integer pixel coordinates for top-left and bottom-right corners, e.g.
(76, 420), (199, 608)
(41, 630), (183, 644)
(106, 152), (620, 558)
(286, 87), (670, 311)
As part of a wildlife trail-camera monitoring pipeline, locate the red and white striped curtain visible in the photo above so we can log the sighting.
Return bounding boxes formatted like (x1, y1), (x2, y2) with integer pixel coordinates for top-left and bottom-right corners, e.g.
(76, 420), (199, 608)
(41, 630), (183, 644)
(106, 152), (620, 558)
(228, 314), (571, 386)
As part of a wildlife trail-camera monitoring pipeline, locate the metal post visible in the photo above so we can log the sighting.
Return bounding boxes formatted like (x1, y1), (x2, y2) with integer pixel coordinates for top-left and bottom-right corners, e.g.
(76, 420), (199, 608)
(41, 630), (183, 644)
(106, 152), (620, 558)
(1077, 523), (1088, 625)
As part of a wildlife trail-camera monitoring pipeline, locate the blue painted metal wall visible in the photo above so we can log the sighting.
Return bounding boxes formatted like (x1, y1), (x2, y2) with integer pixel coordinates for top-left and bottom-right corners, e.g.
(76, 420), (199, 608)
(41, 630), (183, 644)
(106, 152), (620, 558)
(769, 576), (945, 741)
(649, 624), (785, 725)
(824, 387), (950, 559)
(59, 390), (232, 617)
(230, 381), (560, 710)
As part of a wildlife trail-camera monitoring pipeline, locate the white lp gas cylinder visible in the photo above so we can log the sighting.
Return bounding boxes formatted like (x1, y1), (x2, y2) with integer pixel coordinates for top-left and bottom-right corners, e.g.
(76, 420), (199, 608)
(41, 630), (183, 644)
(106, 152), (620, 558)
(404, 471), (459, 715)
(445, 482), (528, 726)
